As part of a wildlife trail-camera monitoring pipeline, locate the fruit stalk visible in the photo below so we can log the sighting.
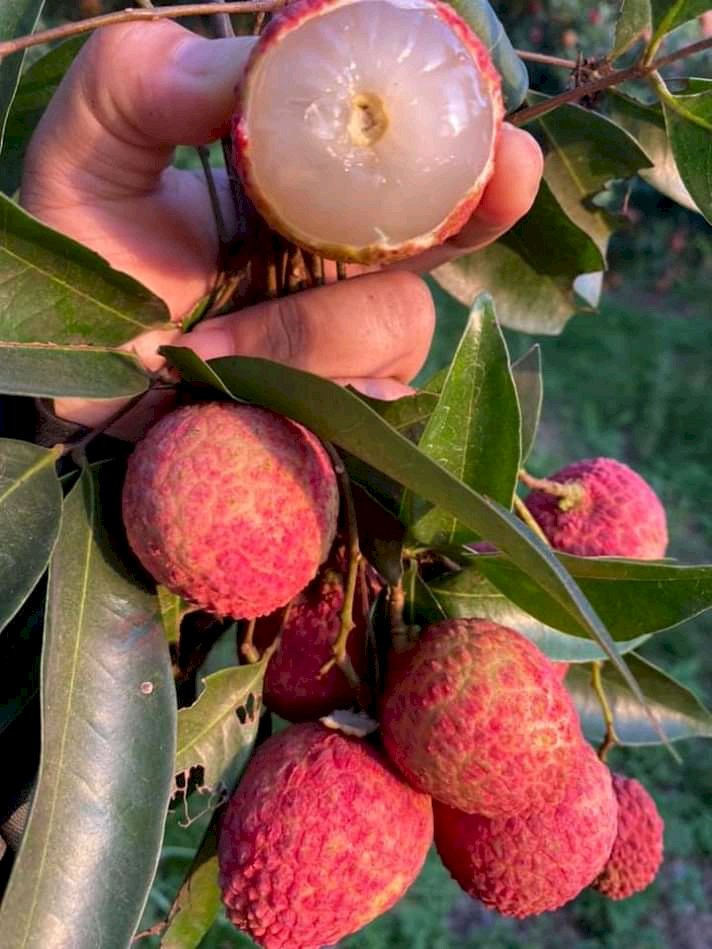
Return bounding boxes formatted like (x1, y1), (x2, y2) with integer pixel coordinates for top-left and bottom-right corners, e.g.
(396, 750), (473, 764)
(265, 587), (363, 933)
(591, 660), (620, 761)
(519, 467), (585, 511)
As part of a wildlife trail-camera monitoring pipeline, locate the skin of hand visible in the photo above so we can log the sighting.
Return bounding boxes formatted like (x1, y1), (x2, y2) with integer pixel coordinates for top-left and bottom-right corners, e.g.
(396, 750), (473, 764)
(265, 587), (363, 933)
(20, 20), (544, 437)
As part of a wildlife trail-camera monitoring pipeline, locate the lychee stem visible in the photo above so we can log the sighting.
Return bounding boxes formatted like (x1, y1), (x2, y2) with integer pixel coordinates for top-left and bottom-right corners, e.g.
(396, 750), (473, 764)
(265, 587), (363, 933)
(513, 494), (551, 546)
(388, 577), (409, 652)
(241, 618), (260, 664)
(336, 261), (348, 281)
(591, 660), (620, 762)
(196, 145), (228, 248)
(210, 0), (235, 38)
(518, 468), (586, 512)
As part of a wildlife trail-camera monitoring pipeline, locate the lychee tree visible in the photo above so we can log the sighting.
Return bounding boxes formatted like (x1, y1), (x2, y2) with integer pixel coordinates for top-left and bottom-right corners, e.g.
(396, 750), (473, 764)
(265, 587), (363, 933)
(0, 1), (711, 947)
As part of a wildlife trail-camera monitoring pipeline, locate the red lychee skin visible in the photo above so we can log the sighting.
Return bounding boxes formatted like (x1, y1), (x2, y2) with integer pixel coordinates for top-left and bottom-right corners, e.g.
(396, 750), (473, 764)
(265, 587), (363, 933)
(593, 774), (664, 900)
(552, 660), (570, 681)
(434, 743), (618, 918)
(218, 722), (433, 949)
(524, 458), (668, 559)
(252, 548), (381, 721)
(380, 619), (584, 817)
(122, 403), (338, 620)
(233, 0), (504, 264)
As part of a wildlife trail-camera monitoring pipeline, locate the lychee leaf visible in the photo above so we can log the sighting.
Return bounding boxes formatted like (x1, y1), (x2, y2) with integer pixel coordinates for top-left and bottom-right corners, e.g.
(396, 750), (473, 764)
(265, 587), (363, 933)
(0, 439), (61, 635)
(658, 80), (712, 223)
(0, 0), (44, 157)
(159, 820), (222, 949)
(0, 464), (176, 949)
(511, 345), (542, 464)
(0, 35), (87, 197)
(157, 586), (194, 646)
(566, 653), (712, 744)
(174, 664), (265, 800)
(651, 0), (711, 37)
(432, 179), (604, 334)
(401, 293), (522, 546)
(445, 0), (529, 112)
(351, 483), (405, 585)
(612, 0), (651, 59)
(161, 348), (658, 734)
(0, 341), (150, 399)
(426, 564), (651, 660)
(0, 194), (170, 347)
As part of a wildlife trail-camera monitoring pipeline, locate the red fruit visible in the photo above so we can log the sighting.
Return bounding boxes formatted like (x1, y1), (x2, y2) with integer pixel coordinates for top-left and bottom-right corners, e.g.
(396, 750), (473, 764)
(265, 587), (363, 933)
(525, 458), (668, 559)
(552, 661), (570, 681)
(380, 618), (584, 816)
(233, 0), (503, 263)
(218, 723), (433, 948)
(434, 743), (618, 918)
(122, 403), (338, 619)
(252, 549), (379, 721)
(593, 774), (664, 900)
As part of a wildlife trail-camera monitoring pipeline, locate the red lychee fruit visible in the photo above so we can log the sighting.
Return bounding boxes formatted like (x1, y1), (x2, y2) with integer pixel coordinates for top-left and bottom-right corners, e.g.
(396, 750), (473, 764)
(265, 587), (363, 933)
(593, 774), (664, 900)
(251, 548), (381, 721)
(380, 618), (584, 816)
(122, 402), (338, 619)
(524, 458), (668, 559)
(434, 742), (618, 918)
(218, 722), (433, 948)
(233, 0), (503, 264)
(552, 660), (570, 681)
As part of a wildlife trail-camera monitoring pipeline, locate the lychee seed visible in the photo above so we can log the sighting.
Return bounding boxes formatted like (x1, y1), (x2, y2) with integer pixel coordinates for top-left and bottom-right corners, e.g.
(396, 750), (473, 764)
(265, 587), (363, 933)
(234, 0), (504, 263)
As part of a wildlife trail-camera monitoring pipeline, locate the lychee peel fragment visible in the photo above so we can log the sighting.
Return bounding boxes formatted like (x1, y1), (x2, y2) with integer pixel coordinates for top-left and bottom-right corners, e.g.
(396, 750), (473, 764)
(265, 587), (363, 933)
(233, 0), (504, 263)
(524, 457), (668, 559)
(593, 774), (664, 900)
(380, 618), (584, 816)
(122, 402), (338, 620)
(434, 743), (618, 918)
(218, 723), (433, 948)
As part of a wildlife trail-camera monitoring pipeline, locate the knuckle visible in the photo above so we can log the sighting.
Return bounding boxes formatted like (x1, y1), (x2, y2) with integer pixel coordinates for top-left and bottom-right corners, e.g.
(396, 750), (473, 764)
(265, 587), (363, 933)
(264, 294), (311, 365)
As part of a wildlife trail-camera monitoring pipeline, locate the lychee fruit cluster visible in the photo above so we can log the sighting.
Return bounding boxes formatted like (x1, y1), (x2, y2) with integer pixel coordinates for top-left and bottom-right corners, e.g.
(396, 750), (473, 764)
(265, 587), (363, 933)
(233, 0), (504, 263)
(122, 401), (338, 619)
(524, 457), (668, 559)
(593, 773), (665, 900)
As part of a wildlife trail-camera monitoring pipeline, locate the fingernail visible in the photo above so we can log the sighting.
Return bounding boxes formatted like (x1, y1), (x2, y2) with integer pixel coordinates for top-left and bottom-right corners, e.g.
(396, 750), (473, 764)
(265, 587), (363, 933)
(173, 35), (254, 81)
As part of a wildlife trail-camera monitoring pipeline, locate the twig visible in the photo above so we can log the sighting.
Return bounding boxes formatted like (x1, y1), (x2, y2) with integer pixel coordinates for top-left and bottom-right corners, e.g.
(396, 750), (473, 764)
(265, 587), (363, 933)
(591, 661), (620, 762)
(211, 0), (235, 37)
(132, 920), (167, 941)
(518, 468), (585, 511)
(240, 618), (259, 663)
(513, 494), (550, 546)
(336, 260), (348, 281)
(515, 50), (578, 69)
(196, 145), (228, 246)
(388, 576), (409, 652)
(321, 444), (362, 690)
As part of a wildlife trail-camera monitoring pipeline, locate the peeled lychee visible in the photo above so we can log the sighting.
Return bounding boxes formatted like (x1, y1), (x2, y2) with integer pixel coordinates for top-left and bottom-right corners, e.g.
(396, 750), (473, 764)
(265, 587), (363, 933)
(380, 618), (584, 816)
(122, 402), (338, 619)
(434, 742), (618, 918)
(593, 774), (664, 900)
(233, 0), (503, 263)
(218, 722), (433, 948)
(251, 546), (380, 721)
(524, 458), (668, 559)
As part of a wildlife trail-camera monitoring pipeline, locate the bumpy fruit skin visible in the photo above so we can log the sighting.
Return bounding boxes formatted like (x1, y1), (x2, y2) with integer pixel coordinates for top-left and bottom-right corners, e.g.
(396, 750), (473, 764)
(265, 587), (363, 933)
(434, 743), (618, 918)
(552, 660), (570, 681)
(233, 0), (504, 264)
(524, 458), (668, 559)
(380, 618), (584, 816)
(252, 548), (380, 721)
(218, 723), (433, 948)
(122, 403), (338, 620)
(593, 774), (664, 900)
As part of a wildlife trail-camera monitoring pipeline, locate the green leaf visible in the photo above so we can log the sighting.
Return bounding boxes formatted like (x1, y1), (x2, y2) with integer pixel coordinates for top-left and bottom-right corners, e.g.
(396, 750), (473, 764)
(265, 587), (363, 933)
(427, 565), (650, 660)
(511, 345), (542, 463)
(351, 483), (404, 585)
(444, 0), (529, 112)
(0, 194), (170, 346)
(607, 89), (700, 213)
(0, 36), (87, 196)
(175, 664), (265, 799)
(158, 586), (193, 646)
(658, 80), (712, 223)
(0, 0), (45, 155)
(0, 465), (176, 949)
(363, 389), (438, 441)
(567, 653), (712, 745)
(477, 553), (712, 642)
(403, 294), (521, 545)
(612, 0), (652, 59)
(0, 439), (61, 634)
(651, 0), (711, 35)
(161, 349), (649, 711)
(160, 823), (222, 949)
(0, 341), (149, 398)
(432, 179), (604, 334)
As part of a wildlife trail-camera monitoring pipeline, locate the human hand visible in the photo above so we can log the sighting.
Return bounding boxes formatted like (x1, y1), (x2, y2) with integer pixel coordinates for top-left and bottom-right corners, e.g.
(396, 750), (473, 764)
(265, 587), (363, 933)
(21, 20), (543, 435)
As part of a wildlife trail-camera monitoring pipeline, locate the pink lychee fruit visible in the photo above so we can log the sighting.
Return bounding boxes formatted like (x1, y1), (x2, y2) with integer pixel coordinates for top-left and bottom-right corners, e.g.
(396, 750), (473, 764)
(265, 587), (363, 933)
(434, 742), (618, 918)
(122, 402), (338, 620)
(380, 618), (584, 816)
(552, 660), (570, 681)
(251, 546), (381, 721)
(233, 0), (504, 264)
(593, 774), (664, 900)
(524, 458), (668, 559)
(218, 722), (433, 948)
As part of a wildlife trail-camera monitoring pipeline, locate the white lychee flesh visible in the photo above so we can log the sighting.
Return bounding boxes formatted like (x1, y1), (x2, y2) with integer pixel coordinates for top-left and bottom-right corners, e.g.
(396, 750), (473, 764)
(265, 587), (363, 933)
(235, 0), (503, 263)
